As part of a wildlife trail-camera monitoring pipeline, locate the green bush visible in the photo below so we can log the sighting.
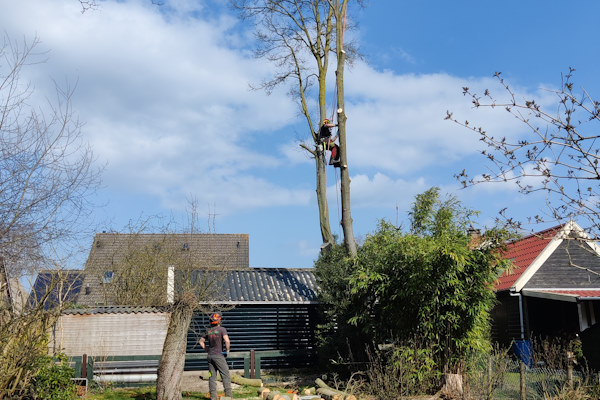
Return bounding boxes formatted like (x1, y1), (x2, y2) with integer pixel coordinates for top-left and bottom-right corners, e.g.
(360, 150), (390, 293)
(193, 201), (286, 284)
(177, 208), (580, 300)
(315, 188), (513, 375)
(361, 343), (441, 398)
(34, 354), (76, 400)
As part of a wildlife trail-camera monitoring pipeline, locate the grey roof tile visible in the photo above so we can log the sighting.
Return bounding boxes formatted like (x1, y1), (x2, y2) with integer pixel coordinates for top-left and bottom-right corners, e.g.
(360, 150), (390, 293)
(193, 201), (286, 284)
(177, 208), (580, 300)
(78, 233), (249, 306)
(75, 233), (317, 307)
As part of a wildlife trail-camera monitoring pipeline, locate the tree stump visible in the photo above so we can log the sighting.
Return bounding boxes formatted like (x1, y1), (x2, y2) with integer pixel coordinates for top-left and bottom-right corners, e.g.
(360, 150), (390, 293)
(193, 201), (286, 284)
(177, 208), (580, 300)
(442, 373), (463, 399)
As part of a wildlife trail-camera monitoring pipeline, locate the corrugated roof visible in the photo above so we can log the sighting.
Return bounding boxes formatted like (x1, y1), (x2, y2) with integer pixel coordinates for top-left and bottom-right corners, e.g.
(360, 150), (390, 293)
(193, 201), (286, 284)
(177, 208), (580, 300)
(496, 225), (562, 291)
(186, 268), (318, 304)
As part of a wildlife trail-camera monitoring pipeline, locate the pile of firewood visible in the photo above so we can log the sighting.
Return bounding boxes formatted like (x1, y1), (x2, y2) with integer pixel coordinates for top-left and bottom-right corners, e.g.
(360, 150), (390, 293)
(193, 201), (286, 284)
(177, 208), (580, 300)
(257, 378), (356, 400)
(199, 372), (357, 400)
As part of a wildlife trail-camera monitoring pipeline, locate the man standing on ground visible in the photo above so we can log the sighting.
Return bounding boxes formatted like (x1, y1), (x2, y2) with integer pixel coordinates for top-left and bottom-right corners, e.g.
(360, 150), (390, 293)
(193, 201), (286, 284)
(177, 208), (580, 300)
(199, 312), (232, 400)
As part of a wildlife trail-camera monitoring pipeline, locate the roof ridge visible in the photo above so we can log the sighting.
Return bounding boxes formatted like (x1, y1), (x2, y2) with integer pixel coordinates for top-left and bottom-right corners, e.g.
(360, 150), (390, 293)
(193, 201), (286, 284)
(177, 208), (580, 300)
(509, 224), (563, 243)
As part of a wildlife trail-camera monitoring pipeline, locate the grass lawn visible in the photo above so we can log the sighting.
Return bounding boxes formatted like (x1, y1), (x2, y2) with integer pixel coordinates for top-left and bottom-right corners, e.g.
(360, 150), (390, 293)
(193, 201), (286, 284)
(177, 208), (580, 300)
(82, 369), (321, 399)
(84, 384), (262, 400)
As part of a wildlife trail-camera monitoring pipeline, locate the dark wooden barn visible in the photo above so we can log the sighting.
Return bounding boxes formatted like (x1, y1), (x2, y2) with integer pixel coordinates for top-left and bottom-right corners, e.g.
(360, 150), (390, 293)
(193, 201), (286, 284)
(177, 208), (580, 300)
(185, 268), (319, 370)
(492, 221), (600, 367)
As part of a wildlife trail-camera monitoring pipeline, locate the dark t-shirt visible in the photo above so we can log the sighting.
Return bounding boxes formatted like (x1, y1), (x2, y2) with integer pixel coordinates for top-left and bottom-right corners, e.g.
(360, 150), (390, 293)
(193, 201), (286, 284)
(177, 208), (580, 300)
(318, 124), (332, 142)
(203, 325), (228, 356)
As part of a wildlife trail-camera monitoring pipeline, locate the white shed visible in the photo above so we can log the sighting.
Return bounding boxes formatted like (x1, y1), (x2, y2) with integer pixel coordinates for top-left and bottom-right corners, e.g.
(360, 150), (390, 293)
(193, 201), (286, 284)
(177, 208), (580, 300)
(50, 307), (169, 357)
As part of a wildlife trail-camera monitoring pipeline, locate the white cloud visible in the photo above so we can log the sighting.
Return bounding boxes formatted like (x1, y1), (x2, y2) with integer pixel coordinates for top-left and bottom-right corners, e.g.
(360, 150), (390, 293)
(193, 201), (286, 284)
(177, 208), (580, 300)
(328, 172), (429, 210)
(1, 0), (558, 221)
(279, 141), (314, 165)
(337, 62), (554, 175)
(1, 0), (300, 213)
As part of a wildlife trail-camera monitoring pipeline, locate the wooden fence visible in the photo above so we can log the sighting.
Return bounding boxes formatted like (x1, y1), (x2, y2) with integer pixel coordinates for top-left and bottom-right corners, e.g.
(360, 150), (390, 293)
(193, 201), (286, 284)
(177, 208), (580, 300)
(69, 349), (305, 384)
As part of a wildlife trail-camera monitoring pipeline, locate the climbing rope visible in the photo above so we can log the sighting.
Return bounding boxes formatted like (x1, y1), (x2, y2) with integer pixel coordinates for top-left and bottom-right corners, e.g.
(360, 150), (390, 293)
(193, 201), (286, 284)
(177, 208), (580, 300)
(329, 82), (337, 123)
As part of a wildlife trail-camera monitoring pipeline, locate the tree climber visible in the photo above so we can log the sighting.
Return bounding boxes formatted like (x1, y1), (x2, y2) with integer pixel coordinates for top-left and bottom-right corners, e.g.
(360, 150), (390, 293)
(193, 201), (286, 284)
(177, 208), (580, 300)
(318, 118), (341, 168)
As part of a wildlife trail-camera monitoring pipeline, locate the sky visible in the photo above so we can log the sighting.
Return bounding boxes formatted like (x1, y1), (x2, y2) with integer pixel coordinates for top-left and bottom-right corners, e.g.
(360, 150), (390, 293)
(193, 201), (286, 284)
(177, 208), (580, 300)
(2, 0), (600, 269)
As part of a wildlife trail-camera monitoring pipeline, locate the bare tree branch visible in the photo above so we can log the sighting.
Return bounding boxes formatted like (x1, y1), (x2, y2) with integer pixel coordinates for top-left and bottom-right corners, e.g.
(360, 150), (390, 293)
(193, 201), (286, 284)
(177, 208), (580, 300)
(448, 68), (600, 236)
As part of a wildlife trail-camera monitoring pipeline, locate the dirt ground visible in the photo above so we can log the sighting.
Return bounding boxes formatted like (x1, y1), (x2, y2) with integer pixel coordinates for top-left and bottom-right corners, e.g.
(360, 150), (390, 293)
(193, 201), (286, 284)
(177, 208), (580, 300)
(180, 371), (241, 393)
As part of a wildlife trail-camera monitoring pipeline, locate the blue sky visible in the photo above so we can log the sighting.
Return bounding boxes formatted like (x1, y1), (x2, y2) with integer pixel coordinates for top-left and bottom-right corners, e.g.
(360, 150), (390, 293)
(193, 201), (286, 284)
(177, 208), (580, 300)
(2, 0), (600, 268)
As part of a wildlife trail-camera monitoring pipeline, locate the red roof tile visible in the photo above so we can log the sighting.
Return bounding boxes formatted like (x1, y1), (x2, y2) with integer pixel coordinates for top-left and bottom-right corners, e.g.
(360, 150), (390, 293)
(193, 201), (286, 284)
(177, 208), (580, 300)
(538, 289), (600, 298)
(496, 225), (562, 291)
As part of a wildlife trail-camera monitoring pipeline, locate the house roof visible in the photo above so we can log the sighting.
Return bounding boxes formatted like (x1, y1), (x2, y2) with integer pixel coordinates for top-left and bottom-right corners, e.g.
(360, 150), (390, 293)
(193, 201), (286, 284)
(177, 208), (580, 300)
(28, 270), (84, 309)
(496, 225), (561, 291)
(522, 289), (600, 302)
(78, 232), (249, 307)
(497, 221), (600, 294)
(85, 233), (249, 270)
(63, 306), (167, 315)
(185, 267), (318, 304)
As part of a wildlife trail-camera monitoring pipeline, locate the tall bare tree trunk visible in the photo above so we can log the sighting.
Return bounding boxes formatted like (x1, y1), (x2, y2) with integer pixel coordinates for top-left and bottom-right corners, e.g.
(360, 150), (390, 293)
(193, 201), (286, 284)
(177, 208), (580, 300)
(333, 0), (357, 257)
(156, 298), (195, 400)
(316, 49), (335, 247)
(316, 150), (334, 245)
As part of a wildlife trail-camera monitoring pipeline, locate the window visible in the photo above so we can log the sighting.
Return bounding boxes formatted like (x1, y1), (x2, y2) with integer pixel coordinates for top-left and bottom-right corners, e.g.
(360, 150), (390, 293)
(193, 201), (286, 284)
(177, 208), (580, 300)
(103, 271), (114, 284)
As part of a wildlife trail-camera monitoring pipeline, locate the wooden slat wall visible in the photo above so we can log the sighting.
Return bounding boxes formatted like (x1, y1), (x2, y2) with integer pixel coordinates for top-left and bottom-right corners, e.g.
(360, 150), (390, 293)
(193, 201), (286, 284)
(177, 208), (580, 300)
(50, 312), (170, 356)
(186, 304), (317, 370)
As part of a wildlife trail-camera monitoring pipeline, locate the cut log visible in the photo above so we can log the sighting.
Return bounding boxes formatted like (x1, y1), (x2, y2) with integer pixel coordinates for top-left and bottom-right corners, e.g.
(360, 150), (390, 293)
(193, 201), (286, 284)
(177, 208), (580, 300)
(298, 396), (322, 400)
(199, 371), (262, 387)
(198, 371), (211, 380)
(259, 387), (271, 400)
(316, 388), (343, 400)
(266, 391), (293, 400)
(314, 379), (356, 400)
(303, 387), (316, 395)
(231, 374), (263, 387)
(315, 378), (328, 389)
(266, 390), (280, 400)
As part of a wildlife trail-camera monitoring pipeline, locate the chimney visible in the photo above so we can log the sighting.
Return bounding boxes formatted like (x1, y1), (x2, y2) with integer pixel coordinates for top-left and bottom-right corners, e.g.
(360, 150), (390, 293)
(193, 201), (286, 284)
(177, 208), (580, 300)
(468, 226), (482, 248)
